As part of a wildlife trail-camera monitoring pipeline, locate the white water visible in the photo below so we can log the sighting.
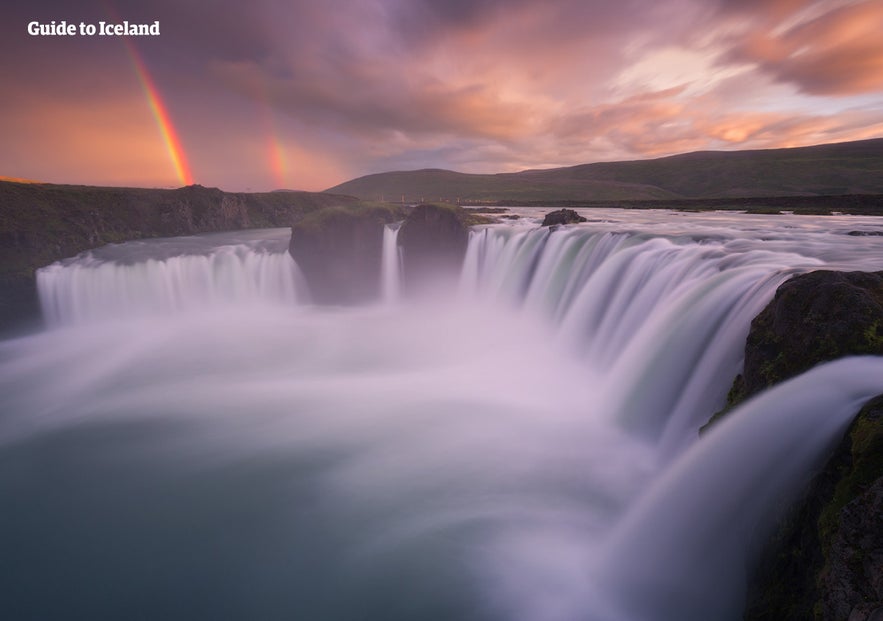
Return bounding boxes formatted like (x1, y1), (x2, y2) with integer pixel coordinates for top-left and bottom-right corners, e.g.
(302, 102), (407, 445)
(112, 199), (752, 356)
(4, 210), (883, 620)
(381, 223), (403, 303)
(36, 228), (308, 325)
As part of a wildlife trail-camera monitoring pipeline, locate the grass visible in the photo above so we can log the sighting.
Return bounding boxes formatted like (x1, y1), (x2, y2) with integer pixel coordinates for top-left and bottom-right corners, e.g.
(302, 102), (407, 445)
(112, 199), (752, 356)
(326, 138), (883, 203)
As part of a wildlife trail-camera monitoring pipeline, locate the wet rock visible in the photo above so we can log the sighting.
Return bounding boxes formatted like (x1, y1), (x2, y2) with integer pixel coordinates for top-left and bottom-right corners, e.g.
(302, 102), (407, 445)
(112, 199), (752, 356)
(289, 204), (404, 304)
(739, 270), (883, 401)
(541, 208), (587, 226)
(728, 270), (883, 620)
(398, 204), (485, 295)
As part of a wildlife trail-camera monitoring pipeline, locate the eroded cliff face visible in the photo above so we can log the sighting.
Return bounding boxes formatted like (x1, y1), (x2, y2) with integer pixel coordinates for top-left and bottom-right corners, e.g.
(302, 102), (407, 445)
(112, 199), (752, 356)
(288, 203), (490, 303)
(0, 180), (354, 331)
(288, 204), (405, 304)
(727, 271), (883, 621)
(398, 204), (486, 296)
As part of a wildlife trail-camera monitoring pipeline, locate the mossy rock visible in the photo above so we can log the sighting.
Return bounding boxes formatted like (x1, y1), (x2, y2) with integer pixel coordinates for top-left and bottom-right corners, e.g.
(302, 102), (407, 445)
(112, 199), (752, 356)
(726, 271), (883, 620)
(740, 270), (883, 400)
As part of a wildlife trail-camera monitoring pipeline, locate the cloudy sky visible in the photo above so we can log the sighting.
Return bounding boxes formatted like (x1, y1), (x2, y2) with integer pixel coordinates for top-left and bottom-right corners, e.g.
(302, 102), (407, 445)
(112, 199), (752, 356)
(2, 0), (882, 191)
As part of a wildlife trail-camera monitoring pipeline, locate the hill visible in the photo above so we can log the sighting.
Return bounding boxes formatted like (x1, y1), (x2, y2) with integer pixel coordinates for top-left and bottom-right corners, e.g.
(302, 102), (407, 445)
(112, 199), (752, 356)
(325, 138), (883, 202)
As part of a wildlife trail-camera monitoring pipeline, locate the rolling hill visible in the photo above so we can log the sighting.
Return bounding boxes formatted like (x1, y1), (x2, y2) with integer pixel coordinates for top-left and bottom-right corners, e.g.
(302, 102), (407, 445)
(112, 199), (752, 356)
(325, 138), (883, 202)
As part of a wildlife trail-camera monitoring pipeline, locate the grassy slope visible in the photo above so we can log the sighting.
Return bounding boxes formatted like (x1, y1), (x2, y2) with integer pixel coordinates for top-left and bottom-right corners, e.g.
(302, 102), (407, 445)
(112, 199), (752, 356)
(326, 138), (883, 202)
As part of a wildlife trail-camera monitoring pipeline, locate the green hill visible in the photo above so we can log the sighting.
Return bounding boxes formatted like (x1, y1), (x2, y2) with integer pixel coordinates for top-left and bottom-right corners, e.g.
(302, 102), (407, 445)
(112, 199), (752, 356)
(326, 138), (883, 202)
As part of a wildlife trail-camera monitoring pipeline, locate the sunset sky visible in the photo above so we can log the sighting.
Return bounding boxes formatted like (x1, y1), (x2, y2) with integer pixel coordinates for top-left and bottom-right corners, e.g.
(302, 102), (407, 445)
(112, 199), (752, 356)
(2, 0), (882, 192)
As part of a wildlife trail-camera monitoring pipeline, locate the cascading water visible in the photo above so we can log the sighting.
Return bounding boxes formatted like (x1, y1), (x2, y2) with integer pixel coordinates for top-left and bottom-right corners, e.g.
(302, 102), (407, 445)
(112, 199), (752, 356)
(381, 222), (403, 303)
(36, 228), (308, 325)
(3, 209), (883, 621)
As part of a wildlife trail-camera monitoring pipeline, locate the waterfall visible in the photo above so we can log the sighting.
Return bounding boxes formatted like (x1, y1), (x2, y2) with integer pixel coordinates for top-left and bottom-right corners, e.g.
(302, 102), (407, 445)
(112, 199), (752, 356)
(6, 212), (883, 620)
(459, 225), (822, 449)
(36, 229), (309, 326)
(593, 357), (883, 621)
(381, 223), (403, 303)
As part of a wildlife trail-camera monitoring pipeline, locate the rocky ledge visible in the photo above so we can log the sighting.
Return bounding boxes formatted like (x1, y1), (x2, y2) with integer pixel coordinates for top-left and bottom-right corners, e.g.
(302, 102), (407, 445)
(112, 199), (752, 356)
(398, 203), (490, 295)
(717, 270), (883, 621)
(0, 180), (355, 331)
(288, 203), (490, 303)
(288, 203), (406, 304)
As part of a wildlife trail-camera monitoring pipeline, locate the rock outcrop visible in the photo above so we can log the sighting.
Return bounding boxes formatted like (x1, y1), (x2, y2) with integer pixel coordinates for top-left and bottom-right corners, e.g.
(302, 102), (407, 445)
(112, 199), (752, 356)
(398, 204), (486, 295)
(0, 180), (354, 331)
(723, 270), (883, 620)
(541, 208), (587, 226)
(288, 204), (405, 304)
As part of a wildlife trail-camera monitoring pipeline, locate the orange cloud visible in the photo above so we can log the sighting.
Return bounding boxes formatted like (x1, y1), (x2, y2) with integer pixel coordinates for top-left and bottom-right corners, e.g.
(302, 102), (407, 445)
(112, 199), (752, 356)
(727, 0), (883, 95)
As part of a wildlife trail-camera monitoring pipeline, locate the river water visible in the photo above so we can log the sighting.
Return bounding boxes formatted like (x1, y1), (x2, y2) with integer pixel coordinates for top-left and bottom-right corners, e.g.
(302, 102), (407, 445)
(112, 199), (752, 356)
(2, 209), (883, 620)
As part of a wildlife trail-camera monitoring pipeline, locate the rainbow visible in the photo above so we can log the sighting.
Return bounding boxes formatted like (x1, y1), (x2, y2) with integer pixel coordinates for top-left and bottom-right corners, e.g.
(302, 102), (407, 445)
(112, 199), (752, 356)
(266, 127), (288, 189)
(256, 84), (288, 189)
(123, 41), (194, 186)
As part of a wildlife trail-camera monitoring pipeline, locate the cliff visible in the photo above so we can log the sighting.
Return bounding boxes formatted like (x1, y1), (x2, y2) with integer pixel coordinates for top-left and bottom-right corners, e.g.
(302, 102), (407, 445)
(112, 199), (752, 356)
(288, 203), (406, 304)
(718, 271), (883, 620)
(0, 181), (355, 330)
(288, 203), (490, 303)
(398, 203), (489, 295)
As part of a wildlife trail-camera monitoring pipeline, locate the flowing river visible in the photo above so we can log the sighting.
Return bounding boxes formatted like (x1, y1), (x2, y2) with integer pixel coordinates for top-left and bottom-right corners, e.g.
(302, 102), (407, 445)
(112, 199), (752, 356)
(2, 209), (883, 620)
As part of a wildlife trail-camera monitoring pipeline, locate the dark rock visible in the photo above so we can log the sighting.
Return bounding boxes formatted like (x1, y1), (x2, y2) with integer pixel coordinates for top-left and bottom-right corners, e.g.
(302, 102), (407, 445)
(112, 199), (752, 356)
(0, 180), (355, 330)
(739, 270), (883, 401)
(541, 208), (587, 226)
(816, 401), (883, 621)
(0, 273), (41, 336)
(726, 270), (883, 620)
(289, 204), (404, 304)
(398, 204), (481, 295)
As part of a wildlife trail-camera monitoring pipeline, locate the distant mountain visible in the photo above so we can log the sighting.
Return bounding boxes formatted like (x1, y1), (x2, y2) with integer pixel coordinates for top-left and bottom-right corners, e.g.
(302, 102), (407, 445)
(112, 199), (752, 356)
(325, 138), (883, 202)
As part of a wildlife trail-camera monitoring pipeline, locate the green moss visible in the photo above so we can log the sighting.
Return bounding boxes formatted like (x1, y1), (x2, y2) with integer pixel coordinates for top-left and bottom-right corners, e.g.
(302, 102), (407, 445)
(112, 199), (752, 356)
(863, 320), (883, 349)
(292, 202), (406, 234)
(818, 404), (883, 547)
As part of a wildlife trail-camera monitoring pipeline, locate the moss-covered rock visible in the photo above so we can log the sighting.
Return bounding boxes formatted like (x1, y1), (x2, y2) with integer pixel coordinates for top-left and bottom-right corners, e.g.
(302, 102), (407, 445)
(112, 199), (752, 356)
(738, 271), (883, 402)
(721, 270), (883, 620)
(289, 203), (406, 304)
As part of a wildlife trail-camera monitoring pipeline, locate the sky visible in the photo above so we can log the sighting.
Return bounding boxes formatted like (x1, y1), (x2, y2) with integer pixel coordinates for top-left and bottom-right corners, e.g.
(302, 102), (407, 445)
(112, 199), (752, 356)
(2, 0), (882, 192)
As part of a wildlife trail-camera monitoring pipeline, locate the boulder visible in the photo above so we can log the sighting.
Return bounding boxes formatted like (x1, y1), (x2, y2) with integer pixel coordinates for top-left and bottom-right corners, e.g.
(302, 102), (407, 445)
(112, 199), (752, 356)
(541, 208), (587, 226)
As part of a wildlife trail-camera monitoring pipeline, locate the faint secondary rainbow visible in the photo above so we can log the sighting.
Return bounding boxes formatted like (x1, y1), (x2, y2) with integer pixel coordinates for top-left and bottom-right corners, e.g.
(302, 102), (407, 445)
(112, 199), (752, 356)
(123, 41), (194, 186)
(256, 83), (288, 189)
(267, 132), (287, 189)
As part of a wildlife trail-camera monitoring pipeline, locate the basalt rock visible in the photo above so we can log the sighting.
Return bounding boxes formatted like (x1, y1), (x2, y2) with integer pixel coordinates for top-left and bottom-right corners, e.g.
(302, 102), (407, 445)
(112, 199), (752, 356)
(738, 270), (883, 402)
(541, 208), (587, 226)
(289, 204), (405, 304)
(398, 204), (488, 295)
(726, 270), (883, 620)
